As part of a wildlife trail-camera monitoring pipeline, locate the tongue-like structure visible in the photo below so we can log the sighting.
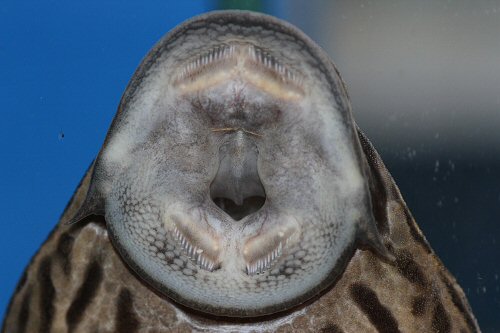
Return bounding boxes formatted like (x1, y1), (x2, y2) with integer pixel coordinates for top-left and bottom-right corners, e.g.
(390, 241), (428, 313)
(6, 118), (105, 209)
(210, 131), (265, 219)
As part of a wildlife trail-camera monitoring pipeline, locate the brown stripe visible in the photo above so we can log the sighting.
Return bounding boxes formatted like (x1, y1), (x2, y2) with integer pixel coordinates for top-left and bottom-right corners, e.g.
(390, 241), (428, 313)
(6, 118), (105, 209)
(66, 260), (103, 331)
(432, 301), (451, 333)
(394, 250), (427, 287)
(16, 288), (31, 333)
(115, 288), (140, 333)
(350, 283), (401, 333)
(56, 232), (75, 275)
(38, 257), (55, 333)
(411, 295), (428, 317)
(321, 323), (344, 333)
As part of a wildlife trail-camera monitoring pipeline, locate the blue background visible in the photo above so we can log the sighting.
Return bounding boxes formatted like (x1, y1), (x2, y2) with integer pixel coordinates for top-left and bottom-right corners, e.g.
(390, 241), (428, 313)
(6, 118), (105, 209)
(0, 0), (216, 320)
(1, 1), (498, 331)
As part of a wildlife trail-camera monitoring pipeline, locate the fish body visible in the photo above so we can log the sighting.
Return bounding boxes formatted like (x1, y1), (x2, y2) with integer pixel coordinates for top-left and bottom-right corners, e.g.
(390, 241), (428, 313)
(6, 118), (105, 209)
(2, 11), (480, 333)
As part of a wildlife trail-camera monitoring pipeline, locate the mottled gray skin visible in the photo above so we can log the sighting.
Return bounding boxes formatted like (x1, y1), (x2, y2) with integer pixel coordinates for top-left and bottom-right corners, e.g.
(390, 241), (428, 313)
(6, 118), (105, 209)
(68, 11), (389, 317)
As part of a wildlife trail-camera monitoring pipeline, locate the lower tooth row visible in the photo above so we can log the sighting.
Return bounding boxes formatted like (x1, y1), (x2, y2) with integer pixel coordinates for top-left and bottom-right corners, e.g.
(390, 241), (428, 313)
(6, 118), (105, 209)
(172, 226), (216, 271)
(246, 241), (285, 275)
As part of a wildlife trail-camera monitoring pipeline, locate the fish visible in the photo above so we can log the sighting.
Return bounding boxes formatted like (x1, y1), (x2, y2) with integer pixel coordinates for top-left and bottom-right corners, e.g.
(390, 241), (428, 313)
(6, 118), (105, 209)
(2, 10), (480, 333)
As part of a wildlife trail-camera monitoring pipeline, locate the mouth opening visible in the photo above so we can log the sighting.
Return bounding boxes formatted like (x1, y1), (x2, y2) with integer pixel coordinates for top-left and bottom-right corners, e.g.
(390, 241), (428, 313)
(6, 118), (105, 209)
(212, 196), (266, 221)
(210, 133), (266, 221)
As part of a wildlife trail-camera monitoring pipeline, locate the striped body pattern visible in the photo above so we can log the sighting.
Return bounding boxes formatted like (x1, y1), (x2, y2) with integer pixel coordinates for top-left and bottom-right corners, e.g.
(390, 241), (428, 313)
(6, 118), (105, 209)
(2, 11), (480, 333)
